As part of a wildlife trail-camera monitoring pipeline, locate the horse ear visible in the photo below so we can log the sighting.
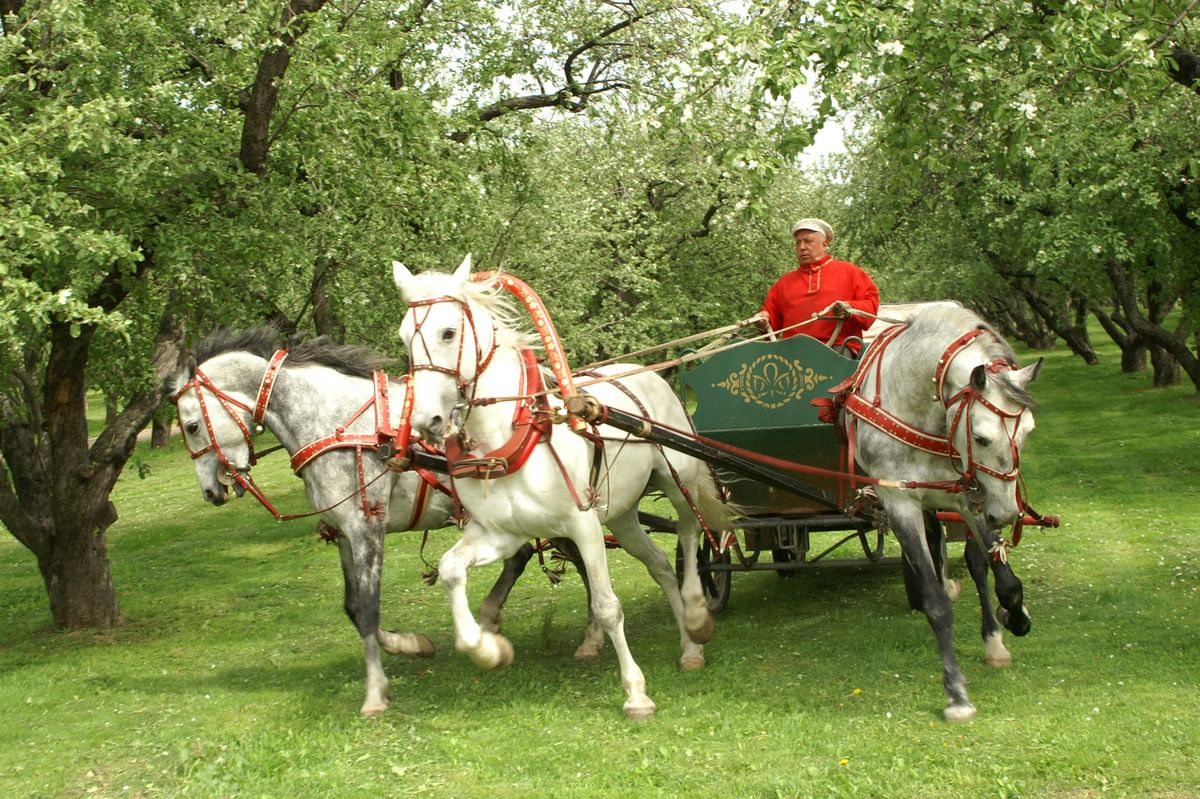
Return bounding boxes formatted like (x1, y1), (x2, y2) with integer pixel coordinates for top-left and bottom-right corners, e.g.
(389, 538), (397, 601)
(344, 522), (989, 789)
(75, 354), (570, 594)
(1011, 357), (1043, 391)
(453, 253), (473, 282)
(970, 363), (988, 392)
(392, 260), (414, 291)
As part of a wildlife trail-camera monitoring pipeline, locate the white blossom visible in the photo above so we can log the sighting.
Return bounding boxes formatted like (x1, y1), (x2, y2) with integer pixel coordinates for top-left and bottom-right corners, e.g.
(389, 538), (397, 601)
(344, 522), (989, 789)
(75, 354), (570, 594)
(56, 289), (72, 305)
(876, 40), (905, 57)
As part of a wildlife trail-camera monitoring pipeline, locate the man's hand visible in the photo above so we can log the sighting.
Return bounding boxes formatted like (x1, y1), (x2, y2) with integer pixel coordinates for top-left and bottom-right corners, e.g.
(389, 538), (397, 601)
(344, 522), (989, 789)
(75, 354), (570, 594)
(742, 311), (770, 329)
(819, 300), (851, 318)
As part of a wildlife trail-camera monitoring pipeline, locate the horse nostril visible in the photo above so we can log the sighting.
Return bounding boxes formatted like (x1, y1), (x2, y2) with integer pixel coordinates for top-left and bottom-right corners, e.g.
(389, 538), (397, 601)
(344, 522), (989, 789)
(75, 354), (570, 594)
(431, 415), (443, 429)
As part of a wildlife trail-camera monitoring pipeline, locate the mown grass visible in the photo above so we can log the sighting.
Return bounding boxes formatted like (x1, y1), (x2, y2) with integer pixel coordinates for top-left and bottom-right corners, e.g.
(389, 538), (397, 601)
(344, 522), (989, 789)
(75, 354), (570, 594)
(1, 332), (1198, 798)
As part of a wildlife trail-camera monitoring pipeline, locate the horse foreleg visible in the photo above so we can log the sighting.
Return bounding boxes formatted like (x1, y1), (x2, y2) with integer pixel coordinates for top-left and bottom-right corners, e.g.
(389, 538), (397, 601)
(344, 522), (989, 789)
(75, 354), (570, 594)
(337, 527), (390, 717)
(607, 511), (704, 671)
(478, 542), (536, 634)
(439, 524), (516, 670)
(567, 517), (655, 720)
(967, 518), (1031, 637)
(891, 505), (975, 722)
(964, 540), (1010, 667)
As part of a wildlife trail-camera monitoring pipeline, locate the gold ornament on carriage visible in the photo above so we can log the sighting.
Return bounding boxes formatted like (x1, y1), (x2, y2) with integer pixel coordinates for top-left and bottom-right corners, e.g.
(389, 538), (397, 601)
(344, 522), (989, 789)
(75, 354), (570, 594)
(714, 354), (832, 410)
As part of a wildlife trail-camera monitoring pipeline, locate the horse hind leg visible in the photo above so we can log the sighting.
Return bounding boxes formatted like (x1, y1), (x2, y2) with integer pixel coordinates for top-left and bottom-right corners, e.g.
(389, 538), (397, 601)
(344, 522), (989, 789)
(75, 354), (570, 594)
(892, 506), (975, 722)
(964, 540), (1010, 667)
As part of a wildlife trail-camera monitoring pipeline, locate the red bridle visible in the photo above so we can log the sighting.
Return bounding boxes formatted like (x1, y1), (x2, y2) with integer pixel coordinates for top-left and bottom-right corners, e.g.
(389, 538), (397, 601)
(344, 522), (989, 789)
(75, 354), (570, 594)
(173, 350), (446, 524)
(404, 294), (497, 397)
(171, 351), (285, 511)
(843, 325), (1028, 502)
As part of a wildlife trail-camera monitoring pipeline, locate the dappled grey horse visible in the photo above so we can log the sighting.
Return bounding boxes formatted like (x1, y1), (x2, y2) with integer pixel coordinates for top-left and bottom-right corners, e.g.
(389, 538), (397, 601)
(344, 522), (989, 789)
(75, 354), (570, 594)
(840, 305), (1042, 721)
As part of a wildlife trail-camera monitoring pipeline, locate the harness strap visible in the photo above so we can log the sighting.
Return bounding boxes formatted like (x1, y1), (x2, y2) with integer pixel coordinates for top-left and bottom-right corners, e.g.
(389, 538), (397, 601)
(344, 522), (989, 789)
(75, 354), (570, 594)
(253, 349), (289, 425)
(445, 348), (552, 479)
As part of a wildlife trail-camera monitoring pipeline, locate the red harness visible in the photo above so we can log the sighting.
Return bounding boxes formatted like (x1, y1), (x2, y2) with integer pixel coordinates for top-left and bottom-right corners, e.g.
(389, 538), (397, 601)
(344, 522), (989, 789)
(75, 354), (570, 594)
(834, 324), (1028, 505)
(173, 350), (447, 527)
(442, 348), (553, 479)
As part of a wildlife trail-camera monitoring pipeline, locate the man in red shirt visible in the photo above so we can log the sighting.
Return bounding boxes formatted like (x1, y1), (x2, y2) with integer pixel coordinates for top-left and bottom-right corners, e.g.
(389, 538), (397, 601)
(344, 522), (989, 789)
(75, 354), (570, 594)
(758, 218), (879, 356)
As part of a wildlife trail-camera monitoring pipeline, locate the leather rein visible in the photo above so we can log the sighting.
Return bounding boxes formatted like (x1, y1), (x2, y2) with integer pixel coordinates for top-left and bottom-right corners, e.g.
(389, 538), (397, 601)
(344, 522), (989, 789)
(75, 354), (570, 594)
(172, 349), (447, 526)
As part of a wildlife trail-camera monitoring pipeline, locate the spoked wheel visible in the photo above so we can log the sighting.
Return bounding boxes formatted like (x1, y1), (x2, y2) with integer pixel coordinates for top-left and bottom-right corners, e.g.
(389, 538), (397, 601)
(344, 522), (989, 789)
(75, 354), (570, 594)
(676, 538), (732, 615)
(901, 510), (946, 612)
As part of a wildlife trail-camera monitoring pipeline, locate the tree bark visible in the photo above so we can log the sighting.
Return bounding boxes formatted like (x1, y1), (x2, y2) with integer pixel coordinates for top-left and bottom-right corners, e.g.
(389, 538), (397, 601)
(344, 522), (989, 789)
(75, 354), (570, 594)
(0, 301), (186, 628)
(1105, 257), (1199, 391)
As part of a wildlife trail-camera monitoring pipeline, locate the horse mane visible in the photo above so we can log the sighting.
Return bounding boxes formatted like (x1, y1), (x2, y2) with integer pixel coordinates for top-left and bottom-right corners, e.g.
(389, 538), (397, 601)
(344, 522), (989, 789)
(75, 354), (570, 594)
(191, 327), (394, 379)
(905, 306), (1036, 408)
(463, 275), (537, 350)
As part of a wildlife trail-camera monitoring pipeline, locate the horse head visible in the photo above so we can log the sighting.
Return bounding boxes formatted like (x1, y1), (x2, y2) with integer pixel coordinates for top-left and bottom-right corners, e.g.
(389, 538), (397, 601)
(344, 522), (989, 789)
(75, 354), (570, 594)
(392, 254), (501, 443)
(170, 352), (259, 506)
(945, 354), (1042, 533)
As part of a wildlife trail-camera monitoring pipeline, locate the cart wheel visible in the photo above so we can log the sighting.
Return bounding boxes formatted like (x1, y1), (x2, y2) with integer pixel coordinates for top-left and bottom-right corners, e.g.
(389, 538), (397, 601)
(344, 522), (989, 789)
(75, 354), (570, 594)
(902, 511), (946, 612)
(676, 539), (732, 615)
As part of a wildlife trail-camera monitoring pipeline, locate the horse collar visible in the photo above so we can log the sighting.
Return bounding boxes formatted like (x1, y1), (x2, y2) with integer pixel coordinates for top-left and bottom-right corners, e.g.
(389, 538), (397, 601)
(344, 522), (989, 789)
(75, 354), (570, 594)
(444, 348), (551, 480)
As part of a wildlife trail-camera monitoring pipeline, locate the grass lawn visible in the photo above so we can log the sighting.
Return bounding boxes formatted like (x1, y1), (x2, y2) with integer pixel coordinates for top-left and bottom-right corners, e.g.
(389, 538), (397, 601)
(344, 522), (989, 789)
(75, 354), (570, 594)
(1, 331), (1198, 798)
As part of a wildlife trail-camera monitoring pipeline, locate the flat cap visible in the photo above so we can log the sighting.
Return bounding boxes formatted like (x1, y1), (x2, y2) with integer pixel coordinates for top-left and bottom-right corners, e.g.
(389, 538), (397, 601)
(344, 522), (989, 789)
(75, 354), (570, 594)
(791, 218), (834, 242)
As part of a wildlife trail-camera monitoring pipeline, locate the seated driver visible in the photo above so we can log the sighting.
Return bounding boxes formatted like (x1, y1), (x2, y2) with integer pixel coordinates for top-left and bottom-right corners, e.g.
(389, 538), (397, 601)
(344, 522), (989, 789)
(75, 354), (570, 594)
(755, 218), (879, 357)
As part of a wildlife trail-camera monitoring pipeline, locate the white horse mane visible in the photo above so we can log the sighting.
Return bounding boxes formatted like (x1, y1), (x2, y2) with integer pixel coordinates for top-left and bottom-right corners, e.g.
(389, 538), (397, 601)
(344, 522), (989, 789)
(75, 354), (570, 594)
(463, 276), (538, 349)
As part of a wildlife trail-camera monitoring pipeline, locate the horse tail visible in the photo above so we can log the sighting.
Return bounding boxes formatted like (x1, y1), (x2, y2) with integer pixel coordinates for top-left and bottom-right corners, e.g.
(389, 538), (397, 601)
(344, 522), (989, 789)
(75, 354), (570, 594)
(693, 467), (744, 534)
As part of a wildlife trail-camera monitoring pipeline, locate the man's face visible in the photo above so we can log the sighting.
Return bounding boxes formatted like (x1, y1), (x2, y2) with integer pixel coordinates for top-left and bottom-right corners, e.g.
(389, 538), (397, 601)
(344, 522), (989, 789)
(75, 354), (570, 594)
(793, 230), (828, 265)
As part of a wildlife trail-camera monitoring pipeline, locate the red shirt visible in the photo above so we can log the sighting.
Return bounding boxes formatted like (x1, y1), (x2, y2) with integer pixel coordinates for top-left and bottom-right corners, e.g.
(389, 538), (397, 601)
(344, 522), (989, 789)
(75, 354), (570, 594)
(761, 256), (880, 353)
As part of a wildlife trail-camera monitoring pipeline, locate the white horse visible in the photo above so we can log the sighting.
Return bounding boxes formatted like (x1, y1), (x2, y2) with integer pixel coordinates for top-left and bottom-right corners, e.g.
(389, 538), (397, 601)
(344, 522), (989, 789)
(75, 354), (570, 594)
(842, 305), (1042, 721)
(393, 256), (733, 719)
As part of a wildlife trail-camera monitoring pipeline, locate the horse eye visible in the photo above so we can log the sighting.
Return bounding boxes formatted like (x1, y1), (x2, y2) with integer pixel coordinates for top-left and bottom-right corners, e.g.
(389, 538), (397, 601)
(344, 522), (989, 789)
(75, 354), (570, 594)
(974, 435), (991, 447)
(440, 328), (457, 343)
(185, 421), (200, 435)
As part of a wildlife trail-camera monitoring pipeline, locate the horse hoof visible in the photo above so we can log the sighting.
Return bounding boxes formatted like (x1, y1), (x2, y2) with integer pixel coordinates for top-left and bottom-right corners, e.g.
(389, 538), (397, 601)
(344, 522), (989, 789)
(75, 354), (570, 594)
(943, 703), (977, 723)
(985, 654), (1013, 668)
(945, 578), (962, 602)
(687, 612), (716, 645)
(360, 702), (387, 718)
(378, 630), (437, 658)
(413, 634), (436, 658)
(468, 632), (514, 670)
(624, 701), (657, 721)
(679, 654), (705, 672)
(574, 644), (603, 662)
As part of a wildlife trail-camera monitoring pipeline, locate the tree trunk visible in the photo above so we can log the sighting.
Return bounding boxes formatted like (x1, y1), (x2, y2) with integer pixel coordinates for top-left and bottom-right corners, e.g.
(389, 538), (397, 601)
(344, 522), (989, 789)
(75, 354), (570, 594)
(0, 306), (186, 629)
(1092, 305), (1147, 373)
(311, 256), (346, 341)
(150, 407), (173, 448)
(41, 323), (123, 627)
(981, 250), (1099, 364)
(1151, 345), (1181, 387)
(1105, 257), (1200, 392)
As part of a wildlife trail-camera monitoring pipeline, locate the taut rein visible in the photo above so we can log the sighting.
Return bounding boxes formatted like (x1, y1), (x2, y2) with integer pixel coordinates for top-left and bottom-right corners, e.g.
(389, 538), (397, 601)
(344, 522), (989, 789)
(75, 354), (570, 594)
(172, 350), (446, 526)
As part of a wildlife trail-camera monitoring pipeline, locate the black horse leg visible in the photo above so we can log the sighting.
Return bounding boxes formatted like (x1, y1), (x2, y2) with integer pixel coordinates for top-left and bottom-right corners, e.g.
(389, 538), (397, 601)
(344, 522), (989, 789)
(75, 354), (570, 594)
(964, 540), (1012, 666)
(478, 542), (537, 634)
(968, 522), (1031, 636)
(337, 527), (389, 716)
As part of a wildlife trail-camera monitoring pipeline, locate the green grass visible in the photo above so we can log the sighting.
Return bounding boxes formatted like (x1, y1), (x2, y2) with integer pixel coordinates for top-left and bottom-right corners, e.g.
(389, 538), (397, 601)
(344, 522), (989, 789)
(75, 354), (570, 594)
(2, 333), (1199, 798)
